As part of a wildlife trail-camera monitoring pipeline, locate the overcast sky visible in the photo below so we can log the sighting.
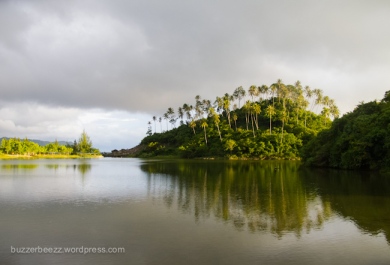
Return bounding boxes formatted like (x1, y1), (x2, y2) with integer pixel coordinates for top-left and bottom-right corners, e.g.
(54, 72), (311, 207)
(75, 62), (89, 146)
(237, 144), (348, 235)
(1, 0), (389, 151)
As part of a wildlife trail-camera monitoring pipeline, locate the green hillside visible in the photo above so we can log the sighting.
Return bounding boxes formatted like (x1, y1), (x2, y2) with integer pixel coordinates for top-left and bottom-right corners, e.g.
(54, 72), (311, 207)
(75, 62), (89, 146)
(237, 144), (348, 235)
(302, 91), (390, 171)
(137, 80), (339, 159)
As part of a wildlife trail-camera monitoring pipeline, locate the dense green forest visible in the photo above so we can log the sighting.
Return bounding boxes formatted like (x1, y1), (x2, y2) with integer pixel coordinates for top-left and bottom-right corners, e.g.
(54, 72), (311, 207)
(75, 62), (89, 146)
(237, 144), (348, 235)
(138, 79), (339, 159)
(302, 91), (390, 171)
(0, 130), (100, 156)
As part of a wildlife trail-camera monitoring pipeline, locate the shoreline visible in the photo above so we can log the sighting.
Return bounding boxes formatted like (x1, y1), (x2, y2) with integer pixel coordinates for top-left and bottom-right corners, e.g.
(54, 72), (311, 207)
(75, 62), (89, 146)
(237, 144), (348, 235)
(0, 154), (103, 160)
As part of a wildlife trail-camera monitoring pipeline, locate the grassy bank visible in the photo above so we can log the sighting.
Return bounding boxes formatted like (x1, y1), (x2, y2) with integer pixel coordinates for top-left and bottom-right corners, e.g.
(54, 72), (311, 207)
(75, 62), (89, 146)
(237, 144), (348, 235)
(0, 154), (103, 160)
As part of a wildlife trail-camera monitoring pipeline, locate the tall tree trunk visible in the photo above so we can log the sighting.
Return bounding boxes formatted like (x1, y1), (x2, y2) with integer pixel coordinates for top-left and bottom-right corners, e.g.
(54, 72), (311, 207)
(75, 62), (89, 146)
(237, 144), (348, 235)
(251, 112), (255, 138)
(216, 124), (222, 142)
(254, 113), (259, 130)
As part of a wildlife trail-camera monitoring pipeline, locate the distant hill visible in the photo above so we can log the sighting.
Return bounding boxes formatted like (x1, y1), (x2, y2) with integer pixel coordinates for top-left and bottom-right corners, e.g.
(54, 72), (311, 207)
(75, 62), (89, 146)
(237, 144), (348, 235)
(0, 137), (72, 146)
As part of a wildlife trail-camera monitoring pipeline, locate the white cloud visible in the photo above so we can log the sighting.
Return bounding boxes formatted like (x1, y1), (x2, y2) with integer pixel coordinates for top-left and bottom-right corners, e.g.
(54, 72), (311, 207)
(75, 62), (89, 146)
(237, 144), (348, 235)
(0, 102), (148, 151)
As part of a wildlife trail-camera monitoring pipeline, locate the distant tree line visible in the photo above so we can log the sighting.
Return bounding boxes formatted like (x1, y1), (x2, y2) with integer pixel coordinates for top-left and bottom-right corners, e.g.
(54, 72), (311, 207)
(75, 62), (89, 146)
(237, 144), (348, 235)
(0, 130), (100, 156)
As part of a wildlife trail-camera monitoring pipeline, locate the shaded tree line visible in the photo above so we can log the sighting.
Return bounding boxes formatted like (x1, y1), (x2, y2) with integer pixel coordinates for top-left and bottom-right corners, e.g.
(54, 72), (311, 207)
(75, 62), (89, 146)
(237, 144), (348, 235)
(302, 91), (390, 171)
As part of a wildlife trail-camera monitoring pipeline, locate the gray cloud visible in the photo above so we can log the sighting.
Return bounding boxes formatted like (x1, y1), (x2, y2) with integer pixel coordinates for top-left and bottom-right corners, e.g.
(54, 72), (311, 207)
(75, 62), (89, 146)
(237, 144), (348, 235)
(1, 0), (390, 116)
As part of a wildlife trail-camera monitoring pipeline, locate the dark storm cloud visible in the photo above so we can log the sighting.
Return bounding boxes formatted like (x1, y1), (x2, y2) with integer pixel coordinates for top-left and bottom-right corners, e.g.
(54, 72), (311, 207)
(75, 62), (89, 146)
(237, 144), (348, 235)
(1, 0), (390, 114)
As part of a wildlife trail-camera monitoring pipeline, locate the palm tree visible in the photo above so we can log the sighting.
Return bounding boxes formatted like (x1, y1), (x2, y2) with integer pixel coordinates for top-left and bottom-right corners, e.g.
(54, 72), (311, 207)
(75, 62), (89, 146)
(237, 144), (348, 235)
(322, 96), (330, 107)
(201, 119), (208, 145)
(248, 85), (258, 102)
(293, 81), (304, 125)
(167, 107), (175, 128)
(277, 79), (285, 101)
(223, 93), (232, 128)
(152, 116), (157, 133)
(215, 96), (224, 115)
(304, 86), (312, 101)
(233, 86), (246, 107)
(182, 103), (191, 122)
(329, 102), (340, 120)
(294, 80), (302, 90)
(270, 84), (277, 107)
(253, 103), (261, 130)
(194, 95), (204, 119)
(313, 88), (323, 112)
(304, 86), (312, 128)
(259, 85), (269, 102)
(184, 104), (193, 121)
(280, 109), (288, 140)
(147, 121), (152, 136)
(270, 79), (285, 103)
(210, 108), (222, 141)
(189, 120), (196, 135)
(276, 80), (289, 140)
(296, 94), (308, 126)
(249, 103), (256, 138)
(202, 99), (211, 114)
(163, 112), (169, 131)
(178, 107), (184, 123)
(232, 112), (238, 131)
(158, 117), (162, 132)
(243, 100), (251, 130)
(321, 107), (330, 126)
(266, 105), (276, 135)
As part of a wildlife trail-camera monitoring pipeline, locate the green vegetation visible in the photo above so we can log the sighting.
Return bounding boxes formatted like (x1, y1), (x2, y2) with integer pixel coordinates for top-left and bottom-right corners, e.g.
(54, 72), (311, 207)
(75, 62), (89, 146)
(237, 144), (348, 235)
(0, 130), (101, 158)
(302, 91), (390, 171)
(139, 79), (339, 159)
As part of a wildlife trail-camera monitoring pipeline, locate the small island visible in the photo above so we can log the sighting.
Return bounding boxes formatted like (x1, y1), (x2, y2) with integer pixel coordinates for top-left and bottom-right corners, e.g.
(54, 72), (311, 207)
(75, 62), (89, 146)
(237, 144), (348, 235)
(106, 80), (339, 160)
(106, 81), (390, 173)
(0, 130), (102, 159)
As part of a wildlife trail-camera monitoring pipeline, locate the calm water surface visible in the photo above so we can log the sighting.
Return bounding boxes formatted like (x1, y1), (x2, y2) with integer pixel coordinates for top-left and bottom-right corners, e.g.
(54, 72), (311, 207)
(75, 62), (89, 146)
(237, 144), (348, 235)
(0, 158), (389, 265)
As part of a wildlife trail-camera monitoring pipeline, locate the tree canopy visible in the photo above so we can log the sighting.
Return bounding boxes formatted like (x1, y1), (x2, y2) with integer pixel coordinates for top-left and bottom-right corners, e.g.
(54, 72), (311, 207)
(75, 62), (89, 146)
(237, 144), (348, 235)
(138, 79), (338, 159)
(78, 130), (93, 153)
(302, 91), (390, 171)
(0, 131), (100, 156)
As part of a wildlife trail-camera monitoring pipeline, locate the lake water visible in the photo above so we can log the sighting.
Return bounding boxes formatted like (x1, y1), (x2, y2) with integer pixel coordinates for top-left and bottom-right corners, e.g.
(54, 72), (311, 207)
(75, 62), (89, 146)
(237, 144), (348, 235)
(0, 158), (389, 265)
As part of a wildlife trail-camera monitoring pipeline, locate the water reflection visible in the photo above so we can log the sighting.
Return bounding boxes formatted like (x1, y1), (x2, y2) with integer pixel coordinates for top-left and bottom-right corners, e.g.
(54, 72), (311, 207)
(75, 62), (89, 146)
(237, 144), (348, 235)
(77, 163), (91, 175)
(44, 163), (92, 176)
(0, 159), (146, 204)
(0, 158), (389, 264)
(1, 164), (38, 171)
(0, 161), (92, 176)
(301, 168), (390, 243)
(141, 160), (390, 243)
(141, 160), (332, 238)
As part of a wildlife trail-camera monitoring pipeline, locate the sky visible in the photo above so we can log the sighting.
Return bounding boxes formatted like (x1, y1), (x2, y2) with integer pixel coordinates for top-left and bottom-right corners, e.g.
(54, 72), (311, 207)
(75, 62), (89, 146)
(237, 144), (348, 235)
(1, 0), (390, 152)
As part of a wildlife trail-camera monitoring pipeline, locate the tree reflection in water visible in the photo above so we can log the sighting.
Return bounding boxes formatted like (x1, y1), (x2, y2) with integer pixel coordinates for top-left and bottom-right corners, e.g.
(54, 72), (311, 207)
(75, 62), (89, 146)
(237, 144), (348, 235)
(1, 164), (38, 171)
(141, 160), (332, 238)
(301, 168), (390, 244)
(44, 163), (91, 176)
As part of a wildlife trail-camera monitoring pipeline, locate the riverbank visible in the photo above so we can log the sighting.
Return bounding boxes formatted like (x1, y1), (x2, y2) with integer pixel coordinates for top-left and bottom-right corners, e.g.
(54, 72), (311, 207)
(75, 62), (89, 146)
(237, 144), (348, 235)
(0, 154), (103, 160)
